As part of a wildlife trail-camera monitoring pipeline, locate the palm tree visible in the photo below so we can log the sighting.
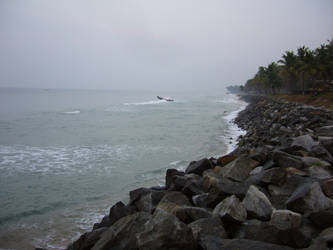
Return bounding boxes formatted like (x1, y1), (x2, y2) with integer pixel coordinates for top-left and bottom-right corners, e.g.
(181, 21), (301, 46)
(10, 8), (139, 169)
(315, 40), (333, 83)
(244, 39), (333, 95)
(257, 66), (271, 93)
(266, 62), (282, 94)
(296, 46), (315, 95)
(278, 50), (298, 93)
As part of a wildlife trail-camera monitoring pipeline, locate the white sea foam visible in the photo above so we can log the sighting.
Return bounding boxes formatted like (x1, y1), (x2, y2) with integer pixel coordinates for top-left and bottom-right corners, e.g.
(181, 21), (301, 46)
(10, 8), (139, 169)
(168, 160), (188, 171)
(62, 110), (80, 114)
(223, 95), (248, 154)
(0, 145), (130, 176)
(124, 100), (167, 106)
(169, 160), (181, 166)
(0, 144), (180, 177)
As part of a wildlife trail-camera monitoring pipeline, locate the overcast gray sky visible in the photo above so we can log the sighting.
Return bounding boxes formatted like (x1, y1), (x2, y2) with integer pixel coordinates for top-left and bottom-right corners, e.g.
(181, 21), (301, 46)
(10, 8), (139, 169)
(0, 0), (332, 91)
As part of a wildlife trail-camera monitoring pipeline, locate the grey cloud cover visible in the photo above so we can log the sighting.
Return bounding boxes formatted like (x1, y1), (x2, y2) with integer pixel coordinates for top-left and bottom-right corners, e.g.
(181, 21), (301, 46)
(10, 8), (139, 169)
(0, 0), (332, 91)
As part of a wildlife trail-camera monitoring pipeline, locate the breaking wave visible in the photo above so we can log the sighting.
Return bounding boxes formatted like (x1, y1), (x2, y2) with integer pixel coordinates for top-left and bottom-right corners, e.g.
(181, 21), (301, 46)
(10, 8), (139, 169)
(62, 110), (81, 115)
(124, 100), (168, 106)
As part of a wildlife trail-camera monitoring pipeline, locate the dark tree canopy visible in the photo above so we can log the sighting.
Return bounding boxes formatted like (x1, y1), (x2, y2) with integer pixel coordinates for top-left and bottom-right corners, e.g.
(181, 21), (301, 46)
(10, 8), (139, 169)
(243, 39), (333, 95)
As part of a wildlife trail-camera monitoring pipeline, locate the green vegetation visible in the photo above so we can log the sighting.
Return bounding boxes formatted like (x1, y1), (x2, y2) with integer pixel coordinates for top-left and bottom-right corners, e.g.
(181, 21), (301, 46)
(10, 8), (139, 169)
(243, 39), (333, 95)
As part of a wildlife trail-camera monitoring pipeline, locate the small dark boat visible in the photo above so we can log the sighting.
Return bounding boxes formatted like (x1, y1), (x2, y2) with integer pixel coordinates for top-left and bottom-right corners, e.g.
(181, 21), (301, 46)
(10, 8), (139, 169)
(157, 96), (174, 102)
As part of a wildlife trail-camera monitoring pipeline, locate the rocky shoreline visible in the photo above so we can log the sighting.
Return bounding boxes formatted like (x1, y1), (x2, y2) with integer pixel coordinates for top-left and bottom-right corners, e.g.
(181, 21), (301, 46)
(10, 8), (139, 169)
(54, 95), (333, 250)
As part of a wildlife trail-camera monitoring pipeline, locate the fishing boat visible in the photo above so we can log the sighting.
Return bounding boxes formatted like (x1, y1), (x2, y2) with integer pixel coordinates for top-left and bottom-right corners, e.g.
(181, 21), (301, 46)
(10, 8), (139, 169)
(157, 96), (174, 102)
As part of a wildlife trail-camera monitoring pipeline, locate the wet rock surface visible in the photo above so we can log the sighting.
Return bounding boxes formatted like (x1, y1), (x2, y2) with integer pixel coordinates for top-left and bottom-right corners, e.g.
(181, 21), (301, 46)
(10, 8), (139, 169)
(64, 95), (333, 250)
(189, 217), (228, 250)
(213, 194), (247, 224)
(242, 185), (274, 221)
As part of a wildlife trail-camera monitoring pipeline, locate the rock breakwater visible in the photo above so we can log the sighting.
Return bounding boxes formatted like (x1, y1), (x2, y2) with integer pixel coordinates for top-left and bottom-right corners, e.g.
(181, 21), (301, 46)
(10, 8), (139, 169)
(61, 95), (333, 250)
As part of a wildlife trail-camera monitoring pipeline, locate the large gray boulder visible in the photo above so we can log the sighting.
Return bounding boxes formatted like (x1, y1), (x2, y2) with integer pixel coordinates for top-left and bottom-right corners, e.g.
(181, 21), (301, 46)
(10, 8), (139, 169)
(272, 150), (303, 169)
(306, 166), (332, 179)
(269, 209), (302, 231)
(286, 182), (333, 214)
(309, 207), (333, 229)
(291, 134), (318, 152)
(322, 178), (333, 199)
(276, 218), (319, 248)
(129, 187), (166, 213)
(93, 202), (136, 230)
(173, 206), (212, 223)
(91, 212), (151, 250)
(168, 173), (202, 192)
(192, 193), (215, 208)
(155, 191), (192, 216)
(158, 191), (192, 206)
(185, 158), (214, 175)
(136, 209), (197, 249)
(261, 167), (287, 186)
(219, 155), (260, 182)
(218, 154), (236, 166)
(195, 175), (249, 209)
(209, 177), (249, 199)
(316, 227), (333, 248)
(202, 168), (220, 192)
(307, 226), (333, 250)
(129, 187), (151, 204)
(216, 239), (295, 250)
(250, 166), (264, 175)
(189, 217), (228, 250)
(69, 227), (108, 250)
(319, 136), (333, 155)
(108, 201), (135, 222)
(310, 144), (333, 164)
(234, 219), (280, 244)
(93, 216), (111, 231)
(243, 185), (274, 220)
(213, 195), (247, 224)
(301, 157), (331, 169)
(268, 175), (312, 209)
(182, 181), (205, 198)
(234, 218), (314, 248)
(165, 169), (184, 190)
(316, 125), (333, 137)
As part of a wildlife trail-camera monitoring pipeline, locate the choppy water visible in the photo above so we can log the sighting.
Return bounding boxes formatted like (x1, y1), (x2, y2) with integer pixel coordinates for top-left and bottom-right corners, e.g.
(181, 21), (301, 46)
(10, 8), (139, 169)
(0, 88), (246, 249)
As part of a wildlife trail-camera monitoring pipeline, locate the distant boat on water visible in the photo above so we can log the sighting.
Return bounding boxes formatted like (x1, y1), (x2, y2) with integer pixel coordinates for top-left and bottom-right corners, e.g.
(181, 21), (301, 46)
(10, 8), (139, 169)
(157, 96), (174, 102)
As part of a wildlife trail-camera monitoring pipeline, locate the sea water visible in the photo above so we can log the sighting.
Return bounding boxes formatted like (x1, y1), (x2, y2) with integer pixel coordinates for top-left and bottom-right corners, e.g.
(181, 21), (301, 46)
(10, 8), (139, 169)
(0, 88), (246, 249)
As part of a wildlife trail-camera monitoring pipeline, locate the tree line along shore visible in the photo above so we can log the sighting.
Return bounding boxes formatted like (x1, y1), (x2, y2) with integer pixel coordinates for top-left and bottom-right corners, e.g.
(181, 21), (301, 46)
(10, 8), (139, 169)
(228, 39), (333, 108)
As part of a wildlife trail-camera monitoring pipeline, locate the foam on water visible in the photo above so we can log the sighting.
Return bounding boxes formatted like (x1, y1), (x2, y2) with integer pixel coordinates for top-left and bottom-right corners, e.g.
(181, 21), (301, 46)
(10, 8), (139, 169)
(124, 100), (168, 105)
(222, 95), (247, 153)
(62, 110), (81, 114)
(168, 159), (189, 171)
(0, 144), (129, 176)
(0, 144), (182, 177)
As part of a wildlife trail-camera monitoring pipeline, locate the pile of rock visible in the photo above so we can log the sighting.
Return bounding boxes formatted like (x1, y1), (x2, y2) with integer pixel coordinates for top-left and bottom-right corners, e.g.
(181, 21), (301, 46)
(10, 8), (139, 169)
(66, 96), (333, 250)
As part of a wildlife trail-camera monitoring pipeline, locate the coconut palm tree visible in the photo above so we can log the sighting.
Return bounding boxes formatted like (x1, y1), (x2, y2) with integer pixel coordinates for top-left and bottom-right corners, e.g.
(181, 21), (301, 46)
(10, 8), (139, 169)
(315, 40), (333, 83)
(278, 50), (298, 93)
(266, 62), (282, 94)
(296, 46), (315, 95)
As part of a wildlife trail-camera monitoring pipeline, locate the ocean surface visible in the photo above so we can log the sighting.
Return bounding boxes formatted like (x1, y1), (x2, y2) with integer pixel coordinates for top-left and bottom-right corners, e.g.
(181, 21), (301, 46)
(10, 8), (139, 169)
(0, 88), (246, 249)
